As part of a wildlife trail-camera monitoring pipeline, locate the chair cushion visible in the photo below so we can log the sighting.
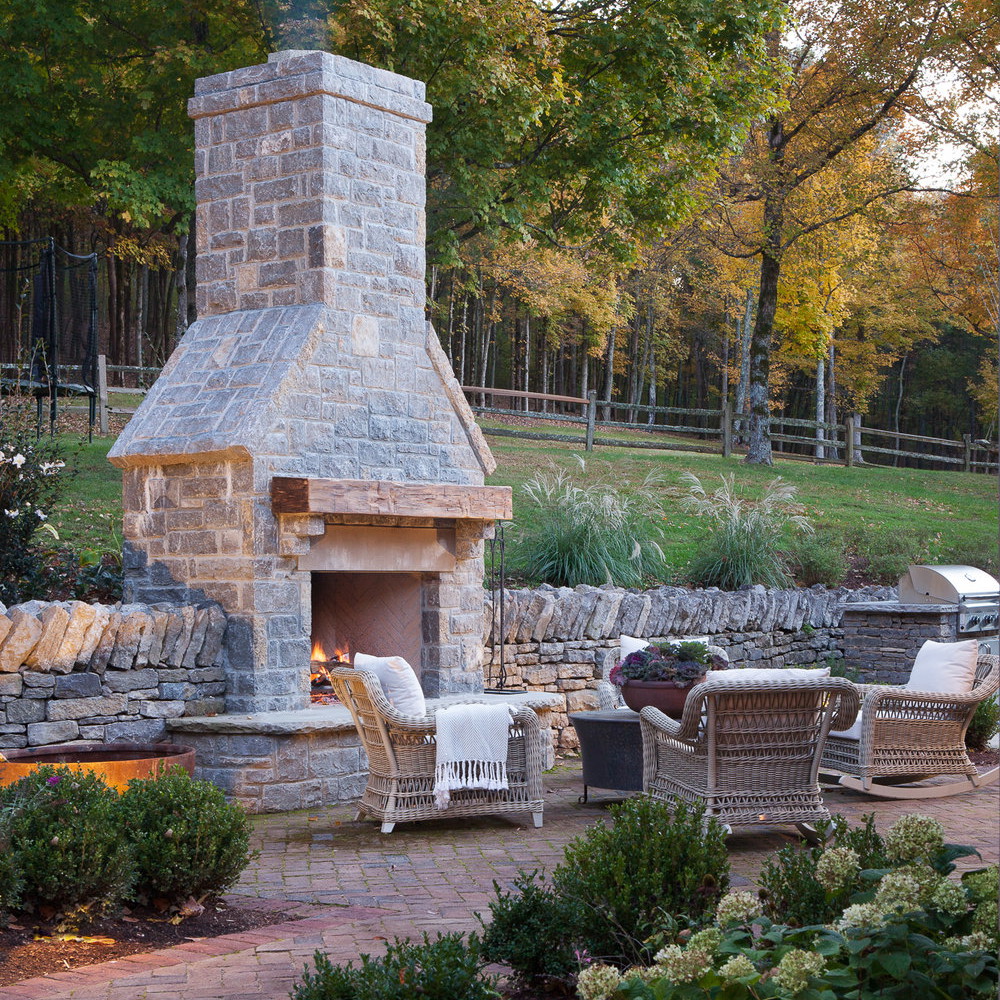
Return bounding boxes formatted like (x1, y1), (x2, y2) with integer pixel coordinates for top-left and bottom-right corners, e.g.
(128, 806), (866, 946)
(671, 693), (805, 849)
(831, 712), (863, 741)
(705, 666), (831, 685)
(620, 634), (716, 656)
(620, 634), (649, 658)
(354, 652), (426, 716)
(906, 639), (978, 694)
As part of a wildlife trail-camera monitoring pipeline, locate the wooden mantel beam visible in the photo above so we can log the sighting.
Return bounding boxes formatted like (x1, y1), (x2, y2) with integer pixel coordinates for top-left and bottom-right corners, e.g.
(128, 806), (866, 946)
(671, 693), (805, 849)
(271, 477), (513, 520)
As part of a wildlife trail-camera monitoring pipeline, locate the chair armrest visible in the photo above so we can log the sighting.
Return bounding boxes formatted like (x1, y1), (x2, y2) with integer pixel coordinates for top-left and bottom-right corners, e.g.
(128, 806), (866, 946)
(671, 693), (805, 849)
(596, 680), (623, 710)
(639, 705), (701, 750)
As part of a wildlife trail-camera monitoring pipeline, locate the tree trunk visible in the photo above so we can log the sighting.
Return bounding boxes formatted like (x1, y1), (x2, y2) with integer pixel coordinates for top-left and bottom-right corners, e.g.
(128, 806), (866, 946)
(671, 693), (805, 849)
(647, 303), (657, 425)
(827, 339), (840, 459)
(815, 353), (825, 460)
(734, 287), (753, 443)
(893, 353), (907, 464)
(601, 322), (616, 420)
(745, 105), (785, 466)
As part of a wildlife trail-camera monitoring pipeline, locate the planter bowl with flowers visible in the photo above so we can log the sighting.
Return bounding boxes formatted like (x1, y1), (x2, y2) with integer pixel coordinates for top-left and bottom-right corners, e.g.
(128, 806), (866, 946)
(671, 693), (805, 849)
(609, 640), (728, 716)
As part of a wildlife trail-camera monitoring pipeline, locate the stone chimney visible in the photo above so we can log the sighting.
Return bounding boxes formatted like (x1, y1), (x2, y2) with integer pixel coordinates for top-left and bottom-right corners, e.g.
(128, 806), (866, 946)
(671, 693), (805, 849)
(108, 51), (508, 712)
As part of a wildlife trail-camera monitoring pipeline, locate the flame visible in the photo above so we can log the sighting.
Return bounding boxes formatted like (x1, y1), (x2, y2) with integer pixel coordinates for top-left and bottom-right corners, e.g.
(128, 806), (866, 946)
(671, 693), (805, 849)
(311, 640), (350, 665)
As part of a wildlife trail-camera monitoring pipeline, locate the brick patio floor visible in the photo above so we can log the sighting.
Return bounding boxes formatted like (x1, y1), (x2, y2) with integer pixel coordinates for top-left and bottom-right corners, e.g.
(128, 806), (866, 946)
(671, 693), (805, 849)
(1, 759), (996, 1000)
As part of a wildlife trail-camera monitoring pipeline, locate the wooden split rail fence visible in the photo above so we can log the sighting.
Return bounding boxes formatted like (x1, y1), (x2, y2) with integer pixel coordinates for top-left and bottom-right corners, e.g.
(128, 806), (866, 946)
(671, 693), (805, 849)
(461, 386), (1000, 474)
(9, 357), (993, 475)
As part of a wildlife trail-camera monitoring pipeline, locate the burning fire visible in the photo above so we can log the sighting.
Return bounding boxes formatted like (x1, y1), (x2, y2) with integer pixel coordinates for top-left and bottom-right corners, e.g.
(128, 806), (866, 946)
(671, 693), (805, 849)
(310, 640), (350, 704)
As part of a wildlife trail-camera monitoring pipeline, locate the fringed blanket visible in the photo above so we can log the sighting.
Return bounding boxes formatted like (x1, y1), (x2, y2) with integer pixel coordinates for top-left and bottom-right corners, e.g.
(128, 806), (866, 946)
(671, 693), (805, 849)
(433, 702), (513, 809)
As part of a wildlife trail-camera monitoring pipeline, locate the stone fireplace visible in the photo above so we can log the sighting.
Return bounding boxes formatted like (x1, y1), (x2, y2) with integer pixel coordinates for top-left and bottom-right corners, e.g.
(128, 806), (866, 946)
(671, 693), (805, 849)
(108, 50), (512, 713)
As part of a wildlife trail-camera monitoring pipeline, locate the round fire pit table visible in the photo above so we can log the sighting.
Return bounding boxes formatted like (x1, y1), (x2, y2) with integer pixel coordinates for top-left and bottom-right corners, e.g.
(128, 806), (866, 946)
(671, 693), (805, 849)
(568, 709), (643, 803)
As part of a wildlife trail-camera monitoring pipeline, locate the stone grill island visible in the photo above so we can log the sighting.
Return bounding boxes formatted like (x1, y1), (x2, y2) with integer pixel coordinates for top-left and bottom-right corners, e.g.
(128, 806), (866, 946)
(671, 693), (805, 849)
(107, 50), (558, 812)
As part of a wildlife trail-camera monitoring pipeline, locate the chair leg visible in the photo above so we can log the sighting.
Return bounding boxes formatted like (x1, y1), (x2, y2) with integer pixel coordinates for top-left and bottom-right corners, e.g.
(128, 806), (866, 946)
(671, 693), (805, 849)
(354, 808), (366, 822)
(380, 821), (396, 834)
(532, 811), (543, 828)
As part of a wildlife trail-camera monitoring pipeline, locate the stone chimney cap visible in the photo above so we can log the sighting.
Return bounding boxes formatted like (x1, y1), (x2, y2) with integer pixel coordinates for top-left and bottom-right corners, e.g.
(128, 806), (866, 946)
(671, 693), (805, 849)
(189, 49), (431, 124)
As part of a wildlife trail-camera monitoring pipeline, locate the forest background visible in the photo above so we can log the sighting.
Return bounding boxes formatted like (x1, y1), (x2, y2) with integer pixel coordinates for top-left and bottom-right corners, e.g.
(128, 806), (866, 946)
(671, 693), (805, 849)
(0, 0), (997, 466)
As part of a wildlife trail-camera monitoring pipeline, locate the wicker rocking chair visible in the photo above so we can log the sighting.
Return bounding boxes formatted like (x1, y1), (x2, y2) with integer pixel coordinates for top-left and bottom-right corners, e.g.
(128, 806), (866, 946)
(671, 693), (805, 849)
(820, 653), (999, 799)
(640, 674), (859, 833)
(331, 667), (545, 833)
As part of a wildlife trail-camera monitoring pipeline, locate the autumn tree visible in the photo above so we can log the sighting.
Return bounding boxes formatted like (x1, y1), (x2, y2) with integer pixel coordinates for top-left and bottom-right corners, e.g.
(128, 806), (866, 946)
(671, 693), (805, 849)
(701, 0), (962, 465)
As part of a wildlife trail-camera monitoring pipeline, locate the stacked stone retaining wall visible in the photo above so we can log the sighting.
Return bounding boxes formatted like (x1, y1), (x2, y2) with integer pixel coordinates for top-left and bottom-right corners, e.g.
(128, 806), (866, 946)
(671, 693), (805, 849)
(484, 583), (896, 751)
(0, 600), (227, 749)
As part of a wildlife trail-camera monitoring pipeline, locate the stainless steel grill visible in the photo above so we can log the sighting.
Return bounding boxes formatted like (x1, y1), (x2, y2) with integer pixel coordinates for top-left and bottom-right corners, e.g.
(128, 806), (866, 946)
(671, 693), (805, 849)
(898, 564), (1000, 636)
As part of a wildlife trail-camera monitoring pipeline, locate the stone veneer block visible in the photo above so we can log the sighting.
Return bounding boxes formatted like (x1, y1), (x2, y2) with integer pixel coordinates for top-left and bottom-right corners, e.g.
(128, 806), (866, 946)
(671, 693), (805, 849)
(27, 720), (80, 745)
(46, 694), (128, 722)
(0, 608), (43, 671)
(76, 604), (111, 667)
(50, 602), (98, 672)
(90, 612), (122, 672)
(24, 604), (70, 671)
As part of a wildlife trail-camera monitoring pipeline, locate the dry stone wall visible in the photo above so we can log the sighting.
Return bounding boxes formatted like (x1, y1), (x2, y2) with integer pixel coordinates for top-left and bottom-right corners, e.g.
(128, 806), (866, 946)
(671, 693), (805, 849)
(484, 583), (895, 751)
(0, 600), (227, 749)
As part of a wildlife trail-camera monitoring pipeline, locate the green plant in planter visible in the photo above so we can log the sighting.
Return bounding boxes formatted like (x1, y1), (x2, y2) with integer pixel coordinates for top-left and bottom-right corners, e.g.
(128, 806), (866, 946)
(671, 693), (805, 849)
(609, 640), (727, 688)
(966, 694), (999, 751)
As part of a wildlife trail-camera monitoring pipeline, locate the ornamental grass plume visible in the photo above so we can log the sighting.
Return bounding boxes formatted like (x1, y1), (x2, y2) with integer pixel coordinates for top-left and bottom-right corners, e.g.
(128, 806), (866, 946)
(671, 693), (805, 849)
(515, 462), (667, 587)
(677, 472), (813, 589)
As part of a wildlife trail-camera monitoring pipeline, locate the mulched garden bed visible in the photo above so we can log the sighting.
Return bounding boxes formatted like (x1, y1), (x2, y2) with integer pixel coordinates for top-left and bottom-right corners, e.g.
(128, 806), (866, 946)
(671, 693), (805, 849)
(0, 899), (304, 987)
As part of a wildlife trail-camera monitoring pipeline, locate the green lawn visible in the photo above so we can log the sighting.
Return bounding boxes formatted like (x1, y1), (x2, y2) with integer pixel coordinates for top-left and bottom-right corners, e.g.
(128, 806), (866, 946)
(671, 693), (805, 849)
(47, 425), (998, 584)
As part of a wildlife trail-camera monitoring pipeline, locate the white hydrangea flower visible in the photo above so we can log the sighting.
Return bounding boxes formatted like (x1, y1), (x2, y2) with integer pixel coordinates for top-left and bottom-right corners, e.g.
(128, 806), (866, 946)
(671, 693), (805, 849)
(836, 901), (884, 931)
(652, 944), (713, 983)
(576, 963), (622, 1000)
(929, 877), (968, 916)
(874, 866), (930, 913)
(715, 890), (762, 926)
(815, 846), (860, 892)
(686, 927), (723, 954)
(885, 814), (944, 862)
(718, 954), (756, 982)
(772, 949), (825, 993)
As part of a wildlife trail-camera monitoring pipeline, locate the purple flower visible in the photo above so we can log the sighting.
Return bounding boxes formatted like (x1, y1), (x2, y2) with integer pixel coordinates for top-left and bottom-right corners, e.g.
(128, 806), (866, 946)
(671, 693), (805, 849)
(46, 775), (61, 786)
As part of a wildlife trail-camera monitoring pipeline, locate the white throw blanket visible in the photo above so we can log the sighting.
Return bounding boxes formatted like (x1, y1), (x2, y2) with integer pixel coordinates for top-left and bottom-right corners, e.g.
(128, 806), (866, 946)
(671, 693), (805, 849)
(433, 702), (513, 809)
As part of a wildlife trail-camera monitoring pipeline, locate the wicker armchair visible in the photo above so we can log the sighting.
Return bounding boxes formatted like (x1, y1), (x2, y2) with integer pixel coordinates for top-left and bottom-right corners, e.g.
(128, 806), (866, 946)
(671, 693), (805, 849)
(640, 674), (859, 832)
(820, 653), (999, 799)
(331, 667), (545, 833)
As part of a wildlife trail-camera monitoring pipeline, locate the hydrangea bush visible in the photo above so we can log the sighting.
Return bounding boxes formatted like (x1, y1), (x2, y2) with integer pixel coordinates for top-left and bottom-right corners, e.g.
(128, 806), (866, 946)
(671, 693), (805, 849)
(573, 814), (998, 1000)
